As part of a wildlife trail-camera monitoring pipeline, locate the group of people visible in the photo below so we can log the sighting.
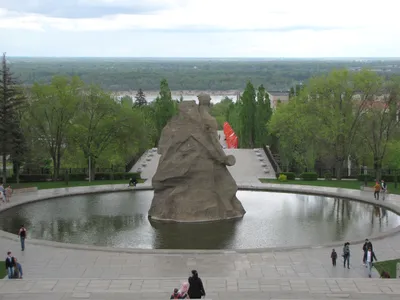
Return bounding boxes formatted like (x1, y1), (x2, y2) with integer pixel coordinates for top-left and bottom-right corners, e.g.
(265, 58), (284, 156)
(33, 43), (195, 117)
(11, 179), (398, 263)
(4, 225), (27, 280)
(170, 270), (206, 299)
(373, 179), (387, 200)
(330, 239), (380, 278)
(0, 184), (13, 203)
(5, 251), (23, 279)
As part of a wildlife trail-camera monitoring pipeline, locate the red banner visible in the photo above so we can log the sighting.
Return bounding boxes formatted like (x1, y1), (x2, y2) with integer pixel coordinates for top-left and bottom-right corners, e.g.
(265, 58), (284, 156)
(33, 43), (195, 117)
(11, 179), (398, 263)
(223, 122), (238, 149)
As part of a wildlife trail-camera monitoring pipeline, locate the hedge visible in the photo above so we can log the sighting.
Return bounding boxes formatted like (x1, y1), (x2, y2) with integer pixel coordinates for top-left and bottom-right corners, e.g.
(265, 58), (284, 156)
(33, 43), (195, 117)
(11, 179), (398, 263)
(6, 172), (140, 183)
(94, 172), (140, 180)
(357, 174), (375, 182)
(300, 172), (318, 181)
(277, 172), (296, 180)
(381, 174), (397, 183)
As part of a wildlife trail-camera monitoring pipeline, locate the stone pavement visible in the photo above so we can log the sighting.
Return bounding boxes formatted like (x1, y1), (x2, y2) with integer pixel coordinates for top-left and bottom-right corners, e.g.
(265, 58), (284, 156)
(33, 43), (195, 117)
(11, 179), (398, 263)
(130, 147), (276, 181)
(0, 183), (400, 299)
(2, 278), (400, 299)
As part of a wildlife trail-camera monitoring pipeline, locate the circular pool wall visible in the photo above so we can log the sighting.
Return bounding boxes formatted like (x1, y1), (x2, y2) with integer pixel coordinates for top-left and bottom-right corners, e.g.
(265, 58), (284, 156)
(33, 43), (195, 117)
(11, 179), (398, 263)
(0, 190), (398, 250)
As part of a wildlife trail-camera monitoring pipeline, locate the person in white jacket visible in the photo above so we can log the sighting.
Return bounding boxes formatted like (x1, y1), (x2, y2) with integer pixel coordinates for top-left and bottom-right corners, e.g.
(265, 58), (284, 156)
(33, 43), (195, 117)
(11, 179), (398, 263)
(366, 247), (378, 278)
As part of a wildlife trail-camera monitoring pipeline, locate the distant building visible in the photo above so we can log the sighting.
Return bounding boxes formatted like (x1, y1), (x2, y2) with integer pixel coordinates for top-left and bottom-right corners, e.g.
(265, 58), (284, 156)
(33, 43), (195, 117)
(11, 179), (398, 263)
(267, 91), (290, 109)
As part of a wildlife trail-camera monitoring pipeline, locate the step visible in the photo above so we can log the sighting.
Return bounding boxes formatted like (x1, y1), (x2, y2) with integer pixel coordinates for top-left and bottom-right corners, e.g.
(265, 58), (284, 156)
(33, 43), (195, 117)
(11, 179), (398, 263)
(0, 278), (399, 296)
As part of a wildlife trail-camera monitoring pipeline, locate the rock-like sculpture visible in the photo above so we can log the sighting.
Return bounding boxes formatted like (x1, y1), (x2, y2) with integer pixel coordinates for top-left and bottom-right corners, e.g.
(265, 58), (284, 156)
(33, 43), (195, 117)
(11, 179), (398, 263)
(148, 93), (246, 222)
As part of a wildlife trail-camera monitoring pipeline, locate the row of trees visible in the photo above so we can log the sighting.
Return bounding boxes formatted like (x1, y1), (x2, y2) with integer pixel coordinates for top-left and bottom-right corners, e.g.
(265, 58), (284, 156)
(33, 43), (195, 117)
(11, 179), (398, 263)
(268, 70), (400, 179)
(209, 69), (400, 180)
(0, 54), (178, 184)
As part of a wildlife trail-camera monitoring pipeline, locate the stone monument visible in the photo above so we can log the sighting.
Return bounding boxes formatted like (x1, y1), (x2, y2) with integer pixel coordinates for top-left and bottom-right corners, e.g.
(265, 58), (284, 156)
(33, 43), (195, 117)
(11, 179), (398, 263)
(148, 93), (246, 222)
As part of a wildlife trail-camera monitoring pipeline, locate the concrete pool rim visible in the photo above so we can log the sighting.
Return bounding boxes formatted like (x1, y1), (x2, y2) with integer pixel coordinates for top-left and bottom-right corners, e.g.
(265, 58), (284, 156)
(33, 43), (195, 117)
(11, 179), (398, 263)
(0, 183), (398, 254)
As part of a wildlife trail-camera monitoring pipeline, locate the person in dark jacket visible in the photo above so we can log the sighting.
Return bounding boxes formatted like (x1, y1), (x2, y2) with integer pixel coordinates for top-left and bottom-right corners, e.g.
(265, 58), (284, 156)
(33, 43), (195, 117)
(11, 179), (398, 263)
(188, 270), (205, 299)
(5, 251), (14, 279)
(331, 249), (337, 266)
(362, 239), (373, 265)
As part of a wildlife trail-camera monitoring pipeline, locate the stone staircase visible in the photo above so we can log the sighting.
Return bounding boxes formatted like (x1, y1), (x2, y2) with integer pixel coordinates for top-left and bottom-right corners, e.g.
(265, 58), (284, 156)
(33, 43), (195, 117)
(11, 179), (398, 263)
(129, 148), (276, 182)
(1, 278), (399, 299)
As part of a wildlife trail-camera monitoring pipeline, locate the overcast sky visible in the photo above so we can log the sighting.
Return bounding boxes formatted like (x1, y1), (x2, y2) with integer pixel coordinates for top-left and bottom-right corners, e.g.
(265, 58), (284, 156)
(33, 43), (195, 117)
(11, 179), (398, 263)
(0, 0), (398, 57)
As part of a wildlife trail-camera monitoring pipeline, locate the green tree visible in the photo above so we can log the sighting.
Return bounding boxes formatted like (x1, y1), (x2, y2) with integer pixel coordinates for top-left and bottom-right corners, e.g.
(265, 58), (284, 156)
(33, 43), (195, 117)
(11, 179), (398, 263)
(121, 95), (133, 108)
(300, 70), (376, 179)
(268, 96), (317, 170)
(254, 85), (272, 147)
(358, 76), (400, 179)
(0, 53), (26, 183)
(238, 81), (257, 148)
(28, 76), (82, 179)
(134, 89), (147, 106)
(210, 96), (234, 129)
(226, 101), (241, 139)
(153, 79), (176, 145)
(70, 86), (146, 180)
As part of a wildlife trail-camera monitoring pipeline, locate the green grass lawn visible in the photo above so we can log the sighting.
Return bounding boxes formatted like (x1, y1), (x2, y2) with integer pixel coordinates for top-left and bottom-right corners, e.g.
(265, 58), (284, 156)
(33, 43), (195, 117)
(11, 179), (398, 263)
(259, 179), (400, 195)
(374, 259), (400, 278)
(10, 179), (145, 190)
(0, 261), (6, 279)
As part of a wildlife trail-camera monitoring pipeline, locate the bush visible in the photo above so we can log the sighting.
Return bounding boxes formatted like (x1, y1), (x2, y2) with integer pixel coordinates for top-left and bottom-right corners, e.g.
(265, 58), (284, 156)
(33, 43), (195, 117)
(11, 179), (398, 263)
(300, 172), (318, 181)
(381, 174), (397, 183)
(278, 174), (287, 181)
(357, 174), (375, 182)
(68, 173), (87, 181)
(94, 172), (140, 181)
(277, 172), (295, 180)
(18, 174), (51, 182)
(324, 172), (332, 181)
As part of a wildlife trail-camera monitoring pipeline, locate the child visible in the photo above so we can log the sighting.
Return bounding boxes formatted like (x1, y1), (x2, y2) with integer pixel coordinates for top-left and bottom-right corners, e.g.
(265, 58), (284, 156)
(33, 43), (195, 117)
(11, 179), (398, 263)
(170, 288), (180, 299)
(374, 181), (381, 200)
(380, 271), (391, 278)
(331, 249), (337, 266)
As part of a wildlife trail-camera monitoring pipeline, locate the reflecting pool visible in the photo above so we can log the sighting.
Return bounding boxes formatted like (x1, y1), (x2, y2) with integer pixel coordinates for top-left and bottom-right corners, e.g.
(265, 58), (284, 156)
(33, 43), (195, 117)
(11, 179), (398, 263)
(0, 191), (398, 249)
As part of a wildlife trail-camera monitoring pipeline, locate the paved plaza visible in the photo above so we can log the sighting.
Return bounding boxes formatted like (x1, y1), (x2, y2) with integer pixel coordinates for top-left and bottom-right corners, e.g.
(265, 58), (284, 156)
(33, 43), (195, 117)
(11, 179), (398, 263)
(0, 183), (400, 299)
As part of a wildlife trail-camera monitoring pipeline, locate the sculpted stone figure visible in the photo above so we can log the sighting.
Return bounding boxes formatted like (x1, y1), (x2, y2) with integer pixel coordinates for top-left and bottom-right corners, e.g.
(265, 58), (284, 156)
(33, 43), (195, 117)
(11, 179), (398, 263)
(148, 93), (246, 222)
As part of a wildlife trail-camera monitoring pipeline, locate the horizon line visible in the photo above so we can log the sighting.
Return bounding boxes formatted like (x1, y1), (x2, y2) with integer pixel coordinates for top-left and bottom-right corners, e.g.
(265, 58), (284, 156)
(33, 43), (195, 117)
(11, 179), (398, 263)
(7, 56), (400, 60)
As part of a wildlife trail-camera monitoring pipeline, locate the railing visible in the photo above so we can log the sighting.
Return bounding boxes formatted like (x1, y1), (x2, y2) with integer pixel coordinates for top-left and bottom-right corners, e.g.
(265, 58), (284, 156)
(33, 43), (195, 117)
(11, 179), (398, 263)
(262, 145), (281, 174)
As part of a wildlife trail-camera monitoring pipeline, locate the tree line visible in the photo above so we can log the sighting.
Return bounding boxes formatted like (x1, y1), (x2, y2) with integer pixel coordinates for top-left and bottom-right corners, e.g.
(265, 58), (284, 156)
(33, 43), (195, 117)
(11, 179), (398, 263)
(210, 69), (400, 180)
(0, 54), (178, 184)
(9, 57), (400, 91)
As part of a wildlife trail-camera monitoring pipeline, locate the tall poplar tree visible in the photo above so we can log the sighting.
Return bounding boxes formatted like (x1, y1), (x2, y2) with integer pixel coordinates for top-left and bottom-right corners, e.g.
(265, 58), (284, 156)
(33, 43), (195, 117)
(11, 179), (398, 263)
(238, 81), (256, 148)
(0, 53), (26, 184)
(153, 79), (176, 145)
(254, 84), (272, 147)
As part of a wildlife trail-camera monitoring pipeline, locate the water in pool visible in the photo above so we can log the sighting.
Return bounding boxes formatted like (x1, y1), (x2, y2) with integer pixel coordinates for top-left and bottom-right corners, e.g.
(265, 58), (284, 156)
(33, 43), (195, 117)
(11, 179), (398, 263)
(0, 191), (398, 249)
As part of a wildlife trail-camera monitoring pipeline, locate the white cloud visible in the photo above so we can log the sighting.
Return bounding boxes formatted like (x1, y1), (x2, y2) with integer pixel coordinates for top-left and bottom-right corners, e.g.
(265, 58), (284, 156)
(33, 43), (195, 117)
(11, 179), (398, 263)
(0, 0), (399, 56)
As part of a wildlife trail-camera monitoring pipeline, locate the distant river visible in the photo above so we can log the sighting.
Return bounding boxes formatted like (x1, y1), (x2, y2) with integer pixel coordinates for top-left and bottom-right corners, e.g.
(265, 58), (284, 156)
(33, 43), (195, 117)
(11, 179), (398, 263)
(114, 91), (240, 103)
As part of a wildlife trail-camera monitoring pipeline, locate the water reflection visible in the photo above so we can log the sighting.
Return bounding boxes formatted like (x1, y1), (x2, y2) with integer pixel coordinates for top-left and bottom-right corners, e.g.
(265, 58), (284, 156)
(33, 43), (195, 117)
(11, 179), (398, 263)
(0, 191), (398, 249)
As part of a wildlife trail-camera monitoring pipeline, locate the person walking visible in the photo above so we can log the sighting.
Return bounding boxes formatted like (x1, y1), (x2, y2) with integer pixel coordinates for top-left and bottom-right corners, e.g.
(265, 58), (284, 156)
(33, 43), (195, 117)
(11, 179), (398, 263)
(380, 179), (387, 200)
(188, 270), (206, 299)
(343, 242), (350, 269)
(5, 185), (12, 203)
(5, 251), (14, 279)
(331, 249), (337, 267)
(18, 225), (27, 251)
(365, 246), (378, 278)
(374, 181), (381, 200)
(362, 239), (373, 266)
